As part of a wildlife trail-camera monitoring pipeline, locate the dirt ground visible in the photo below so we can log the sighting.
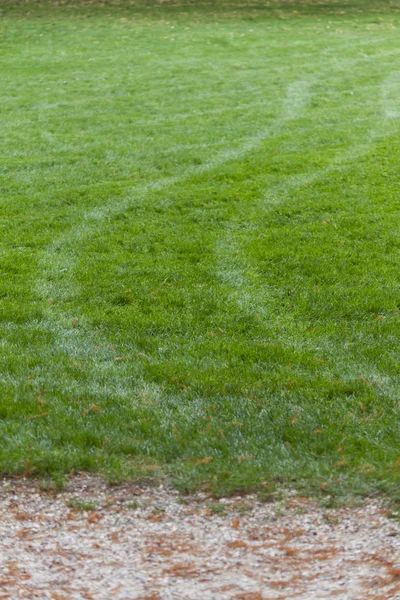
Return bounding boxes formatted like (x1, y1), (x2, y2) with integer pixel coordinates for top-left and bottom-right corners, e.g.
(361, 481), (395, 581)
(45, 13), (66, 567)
(1, 475), (400, 599)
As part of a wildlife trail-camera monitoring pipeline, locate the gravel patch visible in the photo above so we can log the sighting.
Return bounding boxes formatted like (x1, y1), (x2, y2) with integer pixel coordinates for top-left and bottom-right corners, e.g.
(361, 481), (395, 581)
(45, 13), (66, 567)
(1, 475), (400, 599)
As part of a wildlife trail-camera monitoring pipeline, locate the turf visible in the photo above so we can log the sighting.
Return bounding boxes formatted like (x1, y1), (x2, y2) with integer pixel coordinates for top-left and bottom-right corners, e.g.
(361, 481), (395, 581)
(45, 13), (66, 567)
(2, 0), (400, 499)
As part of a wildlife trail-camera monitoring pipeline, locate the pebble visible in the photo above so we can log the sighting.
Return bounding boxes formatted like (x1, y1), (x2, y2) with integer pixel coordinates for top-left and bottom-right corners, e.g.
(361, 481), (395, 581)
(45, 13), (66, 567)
(0, 475), (400, 599)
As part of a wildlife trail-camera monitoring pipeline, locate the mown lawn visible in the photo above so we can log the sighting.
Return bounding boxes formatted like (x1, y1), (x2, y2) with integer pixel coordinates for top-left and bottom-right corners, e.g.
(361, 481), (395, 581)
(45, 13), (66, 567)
(2, 0), (400, 498)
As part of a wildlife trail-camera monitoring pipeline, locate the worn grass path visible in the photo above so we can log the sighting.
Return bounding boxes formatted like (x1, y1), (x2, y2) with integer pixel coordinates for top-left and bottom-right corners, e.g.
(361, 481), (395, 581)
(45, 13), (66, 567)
(2, 0), (400, 499)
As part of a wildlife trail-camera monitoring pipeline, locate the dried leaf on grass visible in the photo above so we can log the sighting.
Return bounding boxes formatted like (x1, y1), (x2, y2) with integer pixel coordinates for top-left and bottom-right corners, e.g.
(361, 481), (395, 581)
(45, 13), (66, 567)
(26, 412), (48, 421)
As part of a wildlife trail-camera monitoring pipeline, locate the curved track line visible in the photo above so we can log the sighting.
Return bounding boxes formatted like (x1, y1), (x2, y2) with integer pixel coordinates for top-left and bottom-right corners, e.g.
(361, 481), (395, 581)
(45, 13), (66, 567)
(29, 72), (400, 399)
(213, 73), (400, 392)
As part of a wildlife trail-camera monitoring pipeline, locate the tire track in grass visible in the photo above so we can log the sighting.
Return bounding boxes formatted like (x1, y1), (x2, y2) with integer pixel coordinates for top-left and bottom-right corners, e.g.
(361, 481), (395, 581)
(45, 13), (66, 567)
(214, 71), (400, 398)
(382, 71), (400, 120)
(31, 82), (307, 397)
(36, 76), (314, 307)
(29, 72), (400, 402)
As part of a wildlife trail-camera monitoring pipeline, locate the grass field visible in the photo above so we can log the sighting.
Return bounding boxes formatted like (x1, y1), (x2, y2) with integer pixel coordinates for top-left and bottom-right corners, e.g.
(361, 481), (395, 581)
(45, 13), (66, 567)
(2, 0), (400, 499)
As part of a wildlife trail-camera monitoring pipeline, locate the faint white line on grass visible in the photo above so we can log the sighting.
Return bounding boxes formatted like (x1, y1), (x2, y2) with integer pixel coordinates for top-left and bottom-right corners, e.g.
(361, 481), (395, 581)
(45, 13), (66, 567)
(381, 71), (400, 119)
(37, 75), (316, 302)
(214, 75), (400, 389)
(281, 80), (312, 122)
(31, 114), (281, 375)
(33, 73), (400, 395)
(30, 77), (316, 395)
(215, 76), (315, 305)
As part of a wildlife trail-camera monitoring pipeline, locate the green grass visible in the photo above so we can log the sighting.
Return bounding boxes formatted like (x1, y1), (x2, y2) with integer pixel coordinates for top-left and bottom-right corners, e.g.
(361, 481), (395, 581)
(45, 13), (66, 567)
(2, 0), (400, 500)
(66, 499), (97, 511)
